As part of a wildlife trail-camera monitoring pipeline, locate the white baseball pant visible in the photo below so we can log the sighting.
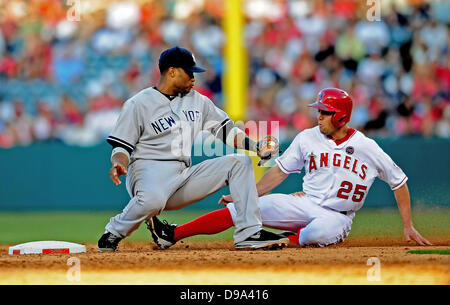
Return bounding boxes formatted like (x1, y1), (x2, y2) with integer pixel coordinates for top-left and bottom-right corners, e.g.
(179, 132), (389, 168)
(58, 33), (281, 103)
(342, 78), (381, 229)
(106, 154), (262, 244)
(227, 193), (353, 247)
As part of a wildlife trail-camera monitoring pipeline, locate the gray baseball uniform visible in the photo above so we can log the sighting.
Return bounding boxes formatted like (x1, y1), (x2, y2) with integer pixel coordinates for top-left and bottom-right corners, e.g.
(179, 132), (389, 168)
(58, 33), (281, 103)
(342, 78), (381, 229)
(105, 87), (262, 243)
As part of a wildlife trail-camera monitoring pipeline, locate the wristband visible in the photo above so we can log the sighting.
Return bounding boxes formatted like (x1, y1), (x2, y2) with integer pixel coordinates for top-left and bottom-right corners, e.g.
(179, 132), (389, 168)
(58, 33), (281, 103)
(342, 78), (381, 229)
(111, 147), (130, 163)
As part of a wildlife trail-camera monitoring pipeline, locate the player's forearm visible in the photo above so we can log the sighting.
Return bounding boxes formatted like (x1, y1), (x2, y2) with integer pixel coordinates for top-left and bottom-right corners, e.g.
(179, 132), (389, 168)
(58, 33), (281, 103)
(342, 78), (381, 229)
(234, 132), (257, 153)
(256, 165), (288, 196)
(394, 183), (413, 229)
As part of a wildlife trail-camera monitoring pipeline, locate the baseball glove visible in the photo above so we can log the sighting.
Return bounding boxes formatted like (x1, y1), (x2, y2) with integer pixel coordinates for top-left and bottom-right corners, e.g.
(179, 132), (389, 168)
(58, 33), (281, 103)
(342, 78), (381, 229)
(256, 135), (282, 166)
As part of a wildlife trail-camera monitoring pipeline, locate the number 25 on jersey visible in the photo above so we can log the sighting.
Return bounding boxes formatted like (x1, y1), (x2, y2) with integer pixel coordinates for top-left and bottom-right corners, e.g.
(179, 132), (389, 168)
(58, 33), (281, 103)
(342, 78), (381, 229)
(337, 181), (367, 203)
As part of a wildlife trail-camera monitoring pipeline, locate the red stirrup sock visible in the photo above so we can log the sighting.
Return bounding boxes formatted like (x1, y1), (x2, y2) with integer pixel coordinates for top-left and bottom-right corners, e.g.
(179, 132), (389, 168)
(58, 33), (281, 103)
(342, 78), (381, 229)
(288, 234), (299, 245)
(288, 227), (305, 245)
(174, 208), (234, 241)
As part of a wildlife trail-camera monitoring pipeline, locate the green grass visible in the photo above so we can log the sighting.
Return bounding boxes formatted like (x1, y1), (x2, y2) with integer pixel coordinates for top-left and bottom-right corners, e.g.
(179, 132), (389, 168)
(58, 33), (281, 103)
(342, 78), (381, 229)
(348, 208), (450, 238)
(0, 208), (448, 244)
(407, 249), (450, 255)
(0, 210), (233, 244)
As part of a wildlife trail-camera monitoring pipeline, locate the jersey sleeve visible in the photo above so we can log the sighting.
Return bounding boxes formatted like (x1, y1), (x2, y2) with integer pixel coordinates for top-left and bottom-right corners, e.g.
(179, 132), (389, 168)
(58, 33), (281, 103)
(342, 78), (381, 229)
(275, 133), (304, 174)
(107, 98), (141, 153)
(370, 140), (408, 190)
(201, 96), (232, 138)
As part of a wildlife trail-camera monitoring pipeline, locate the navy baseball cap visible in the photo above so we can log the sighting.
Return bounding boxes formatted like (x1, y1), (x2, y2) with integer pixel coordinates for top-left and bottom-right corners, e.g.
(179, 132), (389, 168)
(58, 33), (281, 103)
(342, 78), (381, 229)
(158, 46), (206, 74)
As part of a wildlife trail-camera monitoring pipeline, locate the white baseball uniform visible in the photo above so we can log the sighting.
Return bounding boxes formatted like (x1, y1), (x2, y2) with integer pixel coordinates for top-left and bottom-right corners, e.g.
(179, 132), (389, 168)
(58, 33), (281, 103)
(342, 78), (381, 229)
(105, 87), (263, 243)
(227, 126), (407, 247)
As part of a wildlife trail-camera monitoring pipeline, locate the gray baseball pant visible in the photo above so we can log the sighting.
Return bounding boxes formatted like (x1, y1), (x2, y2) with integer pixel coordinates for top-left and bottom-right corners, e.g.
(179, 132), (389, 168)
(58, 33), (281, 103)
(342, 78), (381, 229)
(105, 154), (262, 243)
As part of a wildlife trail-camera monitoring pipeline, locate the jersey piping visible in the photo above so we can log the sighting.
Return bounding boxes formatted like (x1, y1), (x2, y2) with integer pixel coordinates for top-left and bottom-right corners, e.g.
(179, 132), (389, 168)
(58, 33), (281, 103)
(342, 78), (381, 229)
(107, 136), (135, 153)
(332, 128), (356, 146)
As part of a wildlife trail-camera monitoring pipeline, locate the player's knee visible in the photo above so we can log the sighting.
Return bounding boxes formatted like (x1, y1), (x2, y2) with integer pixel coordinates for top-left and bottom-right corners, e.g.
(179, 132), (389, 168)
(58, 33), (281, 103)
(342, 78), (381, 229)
(230, 154), (252, 167)
(299, 218), (348, 247)
(299, 230), (327, 247)
(136, 191), (166, 215)
(258, 194), (273, 212)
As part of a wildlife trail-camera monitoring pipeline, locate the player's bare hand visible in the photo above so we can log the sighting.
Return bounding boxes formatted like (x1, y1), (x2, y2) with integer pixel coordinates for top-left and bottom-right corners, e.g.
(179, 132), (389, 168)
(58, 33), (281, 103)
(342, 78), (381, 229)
(290, 191), (305, 197)
(219, 194), (233, 206)
(404, 226), (432, 246)
(110, 163), (128, 186)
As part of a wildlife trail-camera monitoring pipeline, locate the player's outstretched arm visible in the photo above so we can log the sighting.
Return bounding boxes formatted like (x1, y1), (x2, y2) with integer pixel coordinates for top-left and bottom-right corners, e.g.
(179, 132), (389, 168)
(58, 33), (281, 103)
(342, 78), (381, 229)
(218, 164), (288, 205)
(394, 183), (432, 246)
(256, 164), (288, 196)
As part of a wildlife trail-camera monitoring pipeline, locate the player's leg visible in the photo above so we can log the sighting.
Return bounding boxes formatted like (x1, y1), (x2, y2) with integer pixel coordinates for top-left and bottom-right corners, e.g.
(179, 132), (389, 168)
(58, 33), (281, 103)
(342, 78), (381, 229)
(228, 193), (353, 247)
(297, 210), (353, 247)
(151, 192), (353, 248)
(144, 208), (233, 250)
(167, 193), (313, 244)
(164, 154), (262, 243)
(259, 195), (352, 247)
(227, 193), (312, 245)
(174, 208), (234, 241)
(102, 160), (181, 240)
(163, 154), (288, 248)
(257, 193), (312, 231)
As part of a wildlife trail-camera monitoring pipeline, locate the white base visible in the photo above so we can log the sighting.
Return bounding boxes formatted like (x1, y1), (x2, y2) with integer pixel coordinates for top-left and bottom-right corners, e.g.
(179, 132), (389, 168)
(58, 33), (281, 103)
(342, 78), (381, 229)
(9, 241), (86, 255)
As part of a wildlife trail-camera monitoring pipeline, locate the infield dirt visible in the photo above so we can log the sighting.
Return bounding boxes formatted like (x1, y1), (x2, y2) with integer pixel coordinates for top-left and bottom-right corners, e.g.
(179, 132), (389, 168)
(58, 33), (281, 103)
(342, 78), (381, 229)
(1, 237), (448, 285)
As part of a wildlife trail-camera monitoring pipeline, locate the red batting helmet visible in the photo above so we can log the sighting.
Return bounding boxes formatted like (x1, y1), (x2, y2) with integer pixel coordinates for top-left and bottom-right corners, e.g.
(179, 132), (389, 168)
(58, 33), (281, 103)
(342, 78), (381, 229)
(308, 88), (353, 128)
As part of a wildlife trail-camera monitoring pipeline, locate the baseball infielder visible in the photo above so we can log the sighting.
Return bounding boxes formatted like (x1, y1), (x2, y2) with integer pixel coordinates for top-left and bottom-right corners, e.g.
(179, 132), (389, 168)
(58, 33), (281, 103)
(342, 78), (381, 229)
(147, 88), (432, 248)
(97, 46), (289, 251)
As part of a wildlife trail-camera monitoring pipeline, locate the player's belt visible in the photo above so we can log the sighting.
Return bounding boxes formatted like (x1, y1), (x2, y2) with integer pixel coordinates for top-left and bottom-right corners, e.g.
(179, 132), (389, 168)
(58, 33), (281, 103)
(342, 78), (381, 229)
(325, 207), (353, 216)
(339, 210), (355, 216)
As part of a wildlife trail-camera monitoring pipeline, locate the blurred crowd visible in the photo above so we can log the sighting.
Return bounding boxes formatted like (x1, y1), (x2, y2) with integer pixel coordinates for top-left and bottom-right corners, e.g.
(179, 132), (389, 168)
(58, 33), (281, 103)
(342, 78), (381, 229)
(0, 0), (449, 148)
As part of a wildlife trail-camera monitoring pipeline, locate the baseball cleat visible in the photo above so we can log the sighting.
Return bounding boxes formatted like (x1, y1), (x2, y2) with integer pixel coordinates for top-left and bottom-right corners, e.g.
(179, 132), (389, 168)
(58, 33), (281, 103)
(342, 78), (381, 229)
(235, 229), (289, 250)
(280, 231), (297, 238)
(97, 231), (122, 252)
(145, 216), (177, 250)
